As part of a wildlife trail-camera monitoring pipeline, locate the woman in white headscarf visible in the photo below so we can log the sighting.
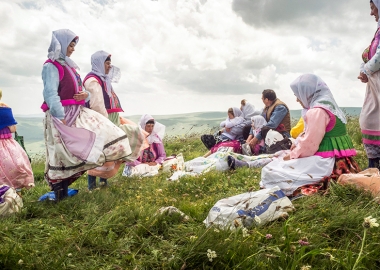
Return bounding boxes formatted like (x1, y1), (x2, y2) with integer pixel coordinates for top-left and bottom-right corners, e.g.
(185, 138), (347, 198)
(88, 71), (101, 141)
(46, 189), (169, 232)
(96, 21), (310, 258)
(358, 0), (380, 169)
(41, 29), (132, 201)
(123, 115), (166, 177)
(230, 74), (359, 196)
(83, 51), (147, 189)
(244, 115), (268, 155)
(201, 107), (245, 157)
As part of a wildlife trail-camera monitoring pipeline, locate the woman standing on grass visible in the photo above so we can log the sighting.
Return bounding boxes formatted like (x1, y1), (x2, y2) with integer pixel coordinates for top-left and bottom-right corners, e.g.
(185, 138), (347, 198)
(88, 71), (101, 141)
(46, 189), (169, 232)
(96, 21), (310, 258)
(0, 89), (34, 190)
(83, 50), (147, 189)
(358, 0), (380, 169)
(41, 29), (132, 201)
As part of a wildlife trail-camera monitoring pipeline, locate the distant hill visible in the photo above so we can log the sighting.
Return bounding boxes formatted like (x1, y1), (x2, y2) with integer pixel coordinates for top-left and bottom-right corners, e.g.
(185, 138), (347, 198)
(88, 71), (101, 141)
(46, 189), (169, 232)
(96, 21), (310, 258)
(14, 107), (361, 154)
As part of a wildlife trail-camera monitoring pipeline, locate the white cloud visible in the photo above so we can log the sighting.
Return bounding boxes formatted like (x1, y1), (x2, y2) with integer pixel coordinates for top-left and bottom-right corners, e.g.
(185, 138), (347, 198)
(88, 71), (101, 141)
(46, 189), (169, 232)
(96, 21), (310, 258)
(0, 0), (375, 117)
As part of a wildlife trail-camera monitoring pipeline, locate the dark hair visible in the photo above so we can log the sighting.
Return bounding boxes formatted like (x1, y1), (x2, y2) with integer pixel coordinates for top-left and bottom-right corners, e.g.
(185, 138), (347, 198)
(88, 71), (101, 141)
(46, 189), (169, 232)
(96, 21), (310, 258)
(146, 120), (155, 125)
(105, 56), (111, 62)
(71, 38), (77, 44)
(262, 89), (277, 101)
(227, 108), (234, 117)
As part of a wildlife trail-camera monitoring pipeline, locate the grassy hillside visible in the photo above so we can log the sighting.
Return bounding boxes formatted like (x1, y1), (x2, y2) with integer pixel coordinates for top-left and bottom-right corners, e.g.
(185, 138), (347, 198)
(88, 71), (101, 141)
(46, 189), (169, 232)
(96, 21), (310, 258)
(1, 116), (379, 269)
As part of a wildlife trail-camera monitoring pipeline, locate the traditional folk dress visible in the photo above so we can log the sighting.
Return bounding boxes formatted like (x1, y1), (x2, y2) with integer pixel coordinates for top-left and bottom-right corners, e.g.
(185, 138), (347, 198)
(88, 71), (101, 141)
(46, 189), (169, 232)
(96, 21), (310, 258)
(83, 51), (147, 181)
(360, 1), (380, 166)
(0, 106), (34, 189)
(260, 74), (359, 196)
(123, 115), (166, 177)
(42, 30), (132, 198)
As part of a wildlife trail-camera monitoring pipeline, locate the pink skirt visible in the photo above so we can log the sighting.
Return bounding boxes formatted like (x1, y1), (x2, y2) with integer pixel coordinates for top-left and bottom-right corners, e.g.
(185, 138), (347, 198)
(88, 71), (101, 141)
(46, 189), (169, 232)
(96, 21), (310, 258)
(0, 138), (34, 189)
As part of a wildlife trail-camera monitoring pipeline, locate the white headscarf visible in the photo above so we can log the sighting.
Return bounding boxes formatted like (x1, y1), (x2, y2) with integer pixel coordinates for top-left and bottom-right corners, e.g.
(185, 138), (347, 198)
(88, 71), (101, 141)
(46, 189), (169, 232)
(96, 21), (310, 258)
(241, 101), (255, 120)
(290, 74), (346, 124)
(139, 114), (166, 144)
(47, 29), (79, 69)
(373, 0), (380, 28)
(231, 107), (243, 118)
(251, 115), (267, 131)
(90, 50), (121, 97)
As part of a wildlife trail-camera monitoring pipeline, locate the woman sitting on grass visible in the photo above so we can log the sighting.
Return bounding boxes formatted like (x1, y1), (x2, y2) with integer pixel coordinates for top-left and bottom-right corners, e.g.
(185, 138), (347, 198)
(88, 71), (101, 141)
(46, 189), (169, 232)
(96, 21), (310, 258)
(0, 89), (34, 190)
(123, 115), (166, 177)
(244, 115), (267, 155)
(201, 107), (245, 157)
(229, 74), (360, 196)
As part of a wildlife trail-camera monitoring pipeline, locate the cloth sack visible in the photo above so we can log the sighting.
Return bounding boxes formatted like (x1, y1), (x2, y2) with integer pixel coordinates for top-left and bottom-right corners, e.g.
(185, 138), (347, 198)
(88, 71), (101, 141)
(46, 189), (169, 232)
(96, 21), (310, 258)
(203, 186), (295, 229)
(242, 143), (253, 156)
(162, 154), (185, 173)
(0, 185), (23, 216)
(337, 168), (380, 201)
(264, 129), (292, 154)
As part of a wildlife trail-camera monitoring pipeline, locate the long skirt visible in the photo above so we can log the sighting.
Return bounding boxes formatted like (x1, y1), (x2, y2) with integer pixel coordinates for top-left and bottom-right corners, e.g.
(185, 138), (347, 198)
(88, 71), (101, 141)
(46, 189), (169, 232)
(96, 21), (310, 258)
(0, 138), (34, 189)
(260, 155), (335, 196)
(44, 106), (132, 186)
(87, 117), (148, 178)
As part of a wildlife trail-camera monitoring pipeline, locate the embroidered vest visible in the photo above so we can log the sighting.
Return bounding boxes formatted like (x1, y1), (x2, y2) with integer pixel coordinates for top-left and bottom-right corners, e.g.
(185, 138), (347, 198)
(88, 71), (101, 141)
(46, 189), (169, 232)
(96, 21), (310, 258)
(263, 98), (291, 132)
(41, 60), (84, 112)
(83, 73), (123, 114)
(314, 109), (356, 158)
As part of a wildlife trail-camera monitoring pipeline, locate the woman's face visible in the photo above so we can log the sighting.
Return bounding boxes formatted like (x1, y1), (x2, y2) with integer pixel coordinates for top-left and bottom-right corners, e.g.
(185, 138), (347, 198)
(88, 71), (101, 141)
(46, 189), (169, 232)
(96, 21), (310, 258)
(228, 112), (234, 119)
(145, 123), (154, 134)
(104, 60), (112, 74)
(66, 42), (76, 57)
(371, 2), (379, 22)
(296, 97), (306, 109)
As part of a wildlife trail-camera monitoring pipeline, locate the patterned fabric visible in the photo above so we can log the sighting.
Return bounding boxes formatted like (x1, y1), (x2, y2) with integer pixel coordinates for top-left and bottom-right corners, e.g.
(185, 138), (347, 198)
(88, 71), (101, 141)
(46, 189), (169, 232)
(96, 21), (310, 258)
(141, 146), (157, 163)
(0, 127), (11, 139)
(44, 106), (132, 186)
(293, 157), (360, 197)
(364, 143), (380, 159)
(0, 136), (34, 189)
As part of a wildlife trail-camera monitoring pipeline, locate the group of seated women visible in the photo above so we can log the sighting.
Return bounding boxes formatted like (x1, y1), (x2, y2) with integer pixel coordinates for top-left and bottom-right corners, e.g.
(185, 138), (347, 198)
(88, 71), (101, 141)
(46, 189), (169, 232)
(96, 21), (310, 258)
(209, 73), (360, 197)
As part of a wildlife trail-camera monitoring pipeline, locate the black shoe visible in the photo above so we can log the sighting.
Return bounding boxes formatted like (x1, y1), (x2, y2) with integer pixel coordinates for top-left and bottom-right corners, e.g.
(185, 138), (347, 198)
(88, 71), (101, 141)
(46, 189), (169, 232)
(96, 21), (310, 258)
(228, 156), (236, 170)
(52, 181), (69, 202)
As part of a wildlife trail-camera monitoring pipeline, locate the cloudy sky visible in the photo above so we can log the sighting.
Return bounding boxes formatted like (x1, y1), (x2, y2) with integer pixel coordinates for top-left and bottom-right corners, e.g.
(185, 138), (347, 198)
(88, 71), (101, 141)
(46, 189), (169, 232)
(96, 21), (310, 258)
(0, 0), (377, 116)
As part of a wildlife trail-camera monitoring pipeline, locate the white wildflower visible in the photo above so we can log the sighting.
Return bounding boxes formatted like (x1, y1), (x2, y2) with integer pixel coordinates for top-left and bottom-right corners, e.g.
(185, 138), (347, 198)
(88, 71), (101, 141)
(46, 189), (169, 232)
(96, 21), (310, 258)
(254, 215), (261, 224)
(67, 253), (72, 257)
(214, 228), (220, 233)
(363, 216), (379, 228)
(242, 227), (249, 238)
(189, 235), (198, 241)
(207, 249), (217, 262)
(300, 265), (311, 270)
(18, 259), (24, 265)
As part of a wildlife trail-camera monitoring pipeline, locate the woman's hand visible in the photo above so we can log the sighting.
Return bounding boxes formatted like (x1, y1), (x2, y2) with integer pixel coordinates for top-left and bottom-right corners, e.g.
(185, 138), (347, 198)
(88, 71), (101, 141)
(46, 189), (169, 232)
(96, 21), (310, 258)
(283, 154), (290, 161)
(8, 125), (16, 133)
(290, 143), (296, 150)
(249, 137), (258, 146)
(73, 91), (89, 101)
(358, 72), (368, 83)
(148, 162), (157, 166)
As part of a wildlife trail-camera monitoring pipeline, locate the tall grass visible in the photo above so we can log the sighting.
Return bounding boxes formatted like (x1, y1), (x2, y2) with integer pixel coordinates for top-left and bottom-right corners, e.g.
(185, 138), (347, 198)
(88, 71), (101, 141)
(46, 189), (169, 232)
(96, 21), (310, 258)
(1, 117), (380, 270)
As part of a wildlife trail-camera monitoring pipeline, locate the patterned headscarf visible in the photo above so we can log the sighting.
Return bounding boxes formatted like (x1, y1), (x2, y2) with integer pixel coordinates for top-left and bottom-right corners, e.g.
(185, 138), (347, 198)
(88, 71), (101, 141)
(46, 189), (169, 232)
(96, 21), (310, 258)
(90, 50), (121, 97)
(47, 29), (79, 69)
(290, 74), (346, 124)
(139, 114), (166, 144)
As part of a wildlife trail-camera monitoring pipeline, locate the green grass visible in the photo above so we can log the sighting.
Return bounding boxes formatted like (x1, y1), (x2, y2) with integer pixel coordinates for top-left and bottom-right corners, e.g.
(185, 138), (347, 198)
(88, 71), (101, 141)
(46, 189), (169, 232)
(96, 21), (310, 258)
(1, 117), (380, 269)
